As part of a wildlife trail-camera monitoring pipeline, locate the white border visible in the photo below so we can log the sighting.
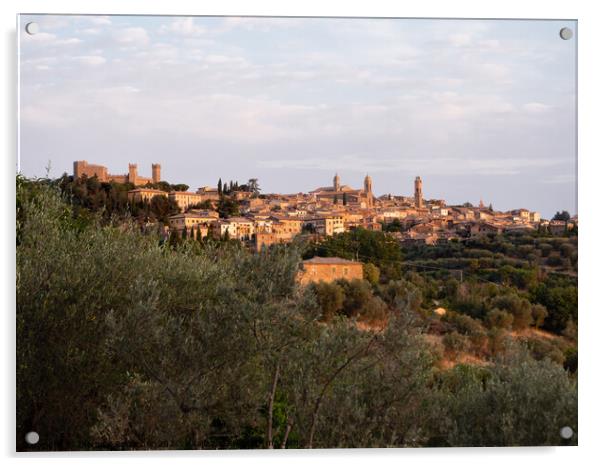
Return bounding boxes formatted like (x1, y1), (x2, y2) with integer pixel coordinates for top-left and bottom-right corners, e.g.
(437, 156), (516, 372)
(3, 1), (601, 465)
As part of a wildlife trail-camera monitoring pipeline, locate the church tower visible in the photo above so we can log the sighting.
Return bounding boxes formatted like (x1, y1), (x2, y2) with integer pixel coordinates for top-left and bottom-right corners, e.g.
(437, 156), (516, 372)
(333, 173), (340, 192)
(364, 174), (373, 207)
(414, 176), (423, 208)
(364, 174), (372, 194)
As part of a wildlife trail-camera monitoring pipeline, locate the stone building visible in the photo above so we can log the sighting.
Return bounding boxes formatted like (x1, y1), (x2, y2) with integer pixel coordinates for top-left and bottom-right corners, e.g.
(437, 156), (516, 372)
(296, 257), (364, 285)
(168, 191), (211, 211)
(168, 211), (219, 236)
(73, 160), (161, 186)
(127, 188), (167, 203)
(255, 232), (286, 252)
(211, 217), (255, 241)
(195, 186), (220, 201)
(303, 214), (345, 236)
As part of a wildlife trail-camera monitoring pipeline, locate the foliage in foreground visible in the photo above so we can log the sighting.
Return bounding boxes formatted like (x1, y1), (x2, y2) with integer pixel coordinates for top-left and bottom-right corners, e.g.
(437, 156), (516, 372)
(16, 177), (577, 450)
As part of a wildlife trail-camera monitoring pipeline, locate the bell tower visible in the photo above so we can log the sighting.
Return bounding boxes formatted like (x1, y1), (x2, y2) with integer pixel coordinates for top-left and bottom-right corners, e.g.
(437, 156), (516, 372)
(333, 173), (340, 192)
(364, 174), (372, 194)
(414, 176), (423, 209)
(364, 174), (373, 207)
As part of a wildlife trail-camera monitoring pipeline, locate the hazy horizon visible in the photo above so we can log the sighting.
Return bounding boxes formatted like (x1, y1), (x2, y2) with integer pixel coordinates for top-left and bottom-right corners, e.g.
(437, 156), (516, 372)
(18, 15), (577, 218)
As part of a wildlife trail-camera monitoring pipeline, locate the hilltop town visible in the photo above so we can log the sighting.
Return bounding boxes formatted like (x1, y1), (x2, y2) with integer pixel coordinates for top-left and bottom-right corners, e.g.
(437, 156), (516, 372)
(72, 160), (576, 253)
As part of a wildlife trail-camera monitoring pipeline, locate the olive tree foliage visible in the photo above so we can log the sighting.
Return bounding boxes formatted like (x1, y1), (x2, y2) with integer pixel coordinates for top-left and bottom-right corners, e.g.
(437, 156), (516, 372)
(279, 304), (433, 449)
(429, 349), (577, 447)
(96, 241), (319, 449)
(16, 180), (315, 450)
(17, 177), (140, 450)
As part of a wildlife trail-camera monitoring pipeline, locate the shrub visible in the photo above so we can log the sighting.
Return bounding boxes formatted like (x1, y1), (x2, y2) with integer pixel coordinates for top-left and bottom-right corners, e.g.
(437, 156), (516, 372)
(563, 348), (578, 373)
(338, 279), (373, 318)
(443, 331), (470, 357)
(539, 243), (553, 257)
(488, 327), (510, 356)
(433, 352), (577, 446)
(491, 294), (533, 330)
(486, 308), (514, 330)
(312, 282), (345, 321)
(531, 304), (548, 329)
(523, 338), (565, 365)
(380, 279), (422, 311)
(546, 253), (563, 267)
(358, 296), (388, 324)
(363, 263), (380, 286)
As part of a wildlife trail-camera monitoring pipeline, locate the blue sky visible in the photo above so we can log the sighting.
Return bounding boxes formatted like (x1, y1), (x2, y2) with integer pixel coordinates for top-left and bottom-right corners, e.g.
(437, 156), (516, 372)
(18, 15), (576, 217)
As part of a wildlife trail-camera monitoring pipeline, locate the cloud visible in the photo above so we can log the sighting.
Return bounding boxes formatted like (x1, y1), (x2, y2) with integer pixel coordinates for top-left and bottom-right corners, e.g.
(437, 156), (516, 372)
(160, 17), (205, 37)
(73, 55), (106, 66)
(55, 37), (82, 46)
(88, 16), (112, 26)
(449, 33), (472, 47)
(258, 155), (565, 176)
(113, 27), (150, 46)
(523, 102), (552, 113)
(79, 28), (101, 35)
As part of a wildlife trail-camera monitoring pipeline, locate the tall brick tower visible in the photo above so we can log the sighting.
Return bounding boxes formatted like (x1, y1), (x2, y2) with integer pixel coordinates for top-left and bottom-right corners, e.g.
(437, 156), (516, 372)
(152, 163), (161, 183)
(333, 173), (340, 192)
(364, 174), (373, 207)
(364, 174), (372, 194)
(414, 176), (423, 208)
(128, 163), (138, 186)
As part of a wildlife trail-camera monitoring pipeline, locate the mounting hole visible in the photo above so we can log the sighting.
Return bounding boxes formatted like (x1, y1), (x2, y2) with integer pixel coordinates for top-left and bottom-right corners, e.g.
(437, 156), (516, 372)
(25, 22), (39, 35)
(559, 27), (573, 40)
(559, 426), (573, 439)
(25, 431), (40, 445)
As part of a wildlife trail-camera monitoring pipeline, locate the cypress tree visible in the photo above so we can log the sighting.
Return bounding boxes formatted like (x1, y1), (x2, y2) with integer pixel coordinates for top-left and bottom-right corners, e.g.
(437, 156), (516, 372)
(168, 231), (180, 249)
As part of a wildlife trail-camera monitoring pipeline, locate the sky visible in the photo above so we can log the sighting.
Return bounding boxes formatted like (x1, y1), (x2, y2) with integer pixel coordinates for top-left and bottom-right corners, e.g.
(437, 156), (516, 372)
(18, 15), (577, 218)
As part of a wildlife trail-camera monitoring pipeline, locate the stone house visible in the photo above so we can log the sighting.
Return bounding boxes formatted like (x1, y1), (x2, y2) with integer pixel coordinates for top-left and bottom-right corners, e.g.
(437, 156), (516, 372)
(296, 257), (364, 285)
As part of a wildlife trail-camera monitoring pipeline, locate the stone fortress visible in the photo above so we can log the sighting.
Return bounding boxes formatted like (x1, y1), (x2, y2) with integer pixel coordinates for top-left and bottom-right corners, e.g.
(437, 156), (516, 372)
(73, 160), (161, 186)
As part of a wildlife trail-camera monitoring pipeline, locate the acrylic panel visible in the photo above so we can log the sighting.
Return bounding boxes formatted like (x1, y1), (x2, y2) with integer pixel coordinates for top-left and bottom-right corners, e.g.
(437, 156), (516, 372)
(17, 14), (577, 451)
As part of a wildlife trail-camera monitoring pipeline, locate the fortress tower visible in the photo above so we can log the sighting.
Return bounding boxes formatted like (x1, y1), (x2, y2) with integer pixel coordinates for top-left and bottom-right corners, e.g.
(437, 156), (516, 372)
(333, 173), (341, 192)
(128, 163), (138, 186)
(152, 163), (161, 183)
(414, 176), (423, 209)
(73, 160), (108, 182)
